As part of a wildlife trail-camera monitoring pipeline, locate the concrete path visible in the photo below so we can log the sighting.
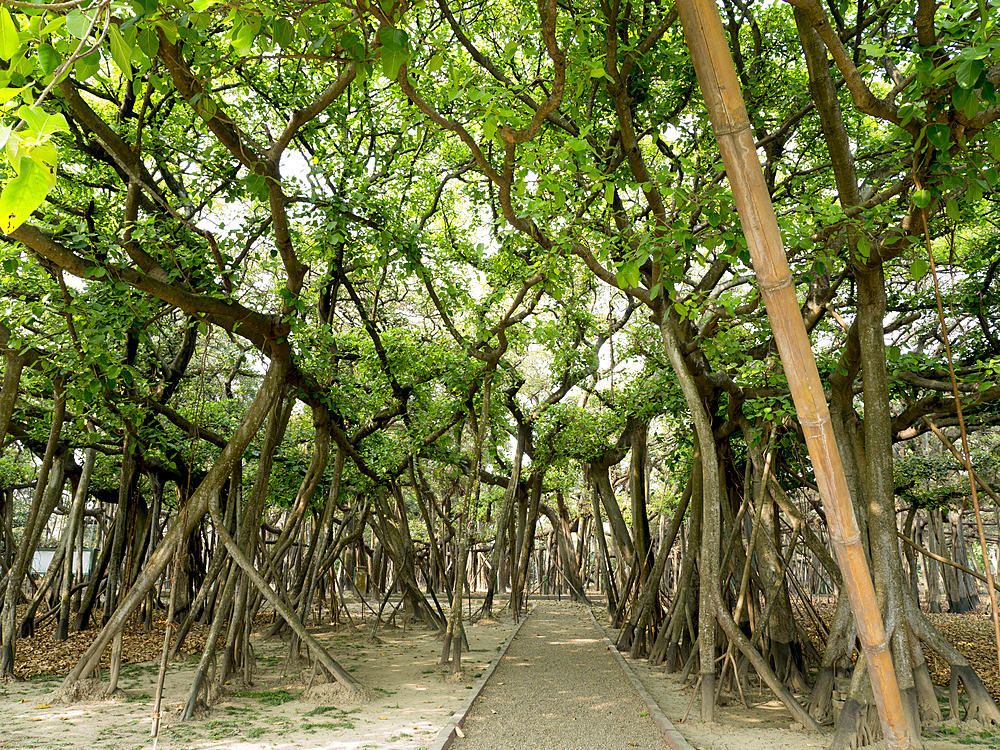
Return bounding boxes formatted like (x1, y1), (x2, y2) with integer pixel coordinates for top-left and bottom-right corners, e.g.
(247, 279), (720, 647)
(451, 603), (668, 749)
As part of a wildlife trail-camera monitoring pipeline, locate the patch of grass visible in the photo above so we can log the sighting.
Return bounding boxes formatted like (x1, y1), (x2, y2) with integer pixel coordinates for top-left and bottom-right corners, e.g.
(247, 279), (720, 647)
(304, 705), (340, 717)
(223, 705), (256, 716)
(231, 688), (299, 706)
(302, 720), (355, 731)
(958, 728), (1000, 745)
(204, 719), (241, 736)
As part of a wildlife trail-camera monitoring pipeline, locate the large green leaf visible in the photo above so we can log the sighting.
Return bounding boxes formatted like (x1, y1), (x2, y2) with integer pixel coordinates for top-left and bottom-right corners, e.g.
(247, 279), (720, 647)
(231, 12), (261, 51)
(66, 9), (97, 40)
(37, 44), (61, 76)
(0, 8), (17, 62)
(108, 24), (133, 78)
(18, 105), (69, 139)
(272, 18), (293, 49)
(0, 158), (50, 233)
(341, 32), (365, 61)
(378, 27), (408, 79)
(925, 123), (950, 151)
(957, 58), (984, 89)
(28, 142), (58, 189)
(137, 26), (159, 59)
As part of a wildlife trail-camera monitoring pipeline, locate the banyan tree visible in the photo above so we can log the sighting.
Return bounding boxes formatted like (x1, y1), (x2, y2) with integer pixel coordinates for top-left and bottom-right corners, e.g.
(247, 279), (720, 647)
(2, 0), (1000, 748)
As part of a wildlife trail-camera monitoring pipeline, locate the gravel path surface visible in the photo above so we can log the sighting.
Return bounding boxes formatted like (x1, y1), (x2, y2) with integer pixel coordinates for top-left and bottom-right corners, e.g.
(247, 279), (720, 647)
(452, 602), (668, 749)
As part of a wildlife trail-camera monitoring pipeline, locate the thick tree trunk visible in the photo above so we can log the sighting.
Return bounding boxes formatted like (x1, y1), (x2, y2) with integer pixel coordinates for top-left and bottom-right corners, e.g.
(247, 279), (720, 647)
(512, 470), (543, 620)
(592, 463), (635, 572)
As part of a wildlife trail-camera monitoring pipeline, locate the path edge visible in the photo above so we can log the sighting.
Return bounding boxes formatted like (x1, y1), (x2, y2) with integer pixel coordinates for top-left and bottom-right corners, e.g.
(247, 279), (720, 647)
(427, 607), (533, 750)
(588, 608), (697, 750)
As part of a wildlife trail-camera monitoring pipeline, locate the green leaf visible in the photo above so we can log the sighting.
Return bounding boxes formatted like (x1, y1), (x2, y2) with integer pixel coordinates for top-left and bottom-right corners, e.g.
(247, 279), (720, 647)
(379, 30), (408, 80)
(953, 85), (979, 118)
(483, 117), (497, 141)
(341, 32), (365, 61)
(37, 44), (61, 76)
(987, 132), (1000, 161)
(379, 27), (408, 53)
(427, 53), (443, 72)
(910, 256), (929, 281)
(17, 105), (68, 138)
(2, 258), (17, 273)
(589, 66), (605, 78)
(857, 235), (871, 258)
(66, 9), (96, 40)
(75, 49), (100, 81)
(982, 80), (997, 105)
(108, 25), (133, 78)
(272, 18), (293, 49)
(0, 8), (17, 62)
(0, 87), (23, 106)
(912, 189), (932, 208)
(945, 198), (961, 221)
(28, 142), (57, 189)
(0, 158), (50, 233)
(137, 26), (159, 59)
(957, 58), (984, 89)
(925, 123), (950, 151)
(231, 12), (261, 51)
(133, 0), (158, 16)
(156, 17), (178, 44)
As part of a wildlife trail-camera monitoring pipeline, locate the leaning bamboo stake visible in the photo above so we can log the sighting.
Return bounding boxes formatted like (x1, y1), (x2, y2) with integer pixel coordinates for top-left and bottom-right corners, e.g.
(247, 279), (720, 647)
(674, 1), (913, 747)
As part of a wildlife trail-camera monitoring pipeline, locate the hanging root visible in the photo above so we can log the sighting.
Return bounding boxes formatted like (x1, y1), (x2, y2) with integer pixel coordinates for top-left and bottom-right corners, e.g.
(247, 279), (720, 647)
(808, 666), (836, 722)
(616, 622), (636, 651)
(768, 637), (811, 694)
(951, 664), (1000, 726)
(912, 661), (942, 723)
(830, 698), (882, 750)
(50, 677), (124, 704)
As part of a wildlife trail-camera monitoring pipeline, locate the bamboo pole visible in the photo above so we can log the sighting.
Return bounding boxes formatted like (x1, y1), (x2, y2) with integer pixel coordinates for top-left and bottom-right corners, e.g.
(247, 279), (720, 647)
(675, 1), (913, 747)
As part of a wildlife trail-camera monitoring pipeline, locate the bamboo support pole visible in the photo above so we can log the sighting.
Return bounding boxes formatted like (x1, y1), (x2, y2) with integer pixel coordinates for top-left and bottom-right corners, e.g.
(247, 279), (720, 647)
(675, 1), (913, 747)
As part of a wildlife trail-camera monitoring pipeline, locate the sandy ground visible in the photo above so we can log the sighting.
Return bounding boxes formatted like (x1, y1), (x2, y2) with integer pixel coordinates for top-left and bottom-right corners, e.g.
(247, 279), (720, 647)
(454, 602), (666, 750)
(0, 614), (515, 750)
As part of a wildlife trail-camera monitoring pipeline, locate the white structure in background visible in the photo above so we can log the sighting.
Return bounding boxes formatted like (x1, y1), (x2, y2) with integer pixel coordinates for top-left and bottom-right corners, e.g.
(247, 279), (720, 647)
(30, 547), (95, 576)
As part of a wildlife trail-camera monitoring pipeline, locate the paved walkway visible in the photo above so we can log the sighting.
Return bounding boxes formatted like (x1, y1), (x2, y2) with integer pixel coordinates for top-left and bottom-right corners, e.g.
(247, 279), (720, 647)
(452, 603), (668, 749)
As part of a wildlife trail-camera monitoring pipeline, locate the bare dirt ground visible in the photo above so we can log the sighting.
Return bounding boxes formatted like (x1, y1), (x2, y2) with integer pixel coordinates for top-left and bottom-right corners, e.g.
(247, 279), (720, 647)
(0, 607), (515, 750)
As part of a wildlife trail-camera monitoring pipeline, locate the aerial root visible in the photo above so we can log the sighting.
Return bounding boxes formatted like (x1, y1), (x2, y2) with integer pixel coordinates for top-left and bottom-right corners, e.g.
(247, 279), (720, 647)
(50, 676), (124, 704)
(829, 698), (881, 750)
(808, 666), (835, 722)
(304, 680), (374, 704)
(951, 664), (1000, 726)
